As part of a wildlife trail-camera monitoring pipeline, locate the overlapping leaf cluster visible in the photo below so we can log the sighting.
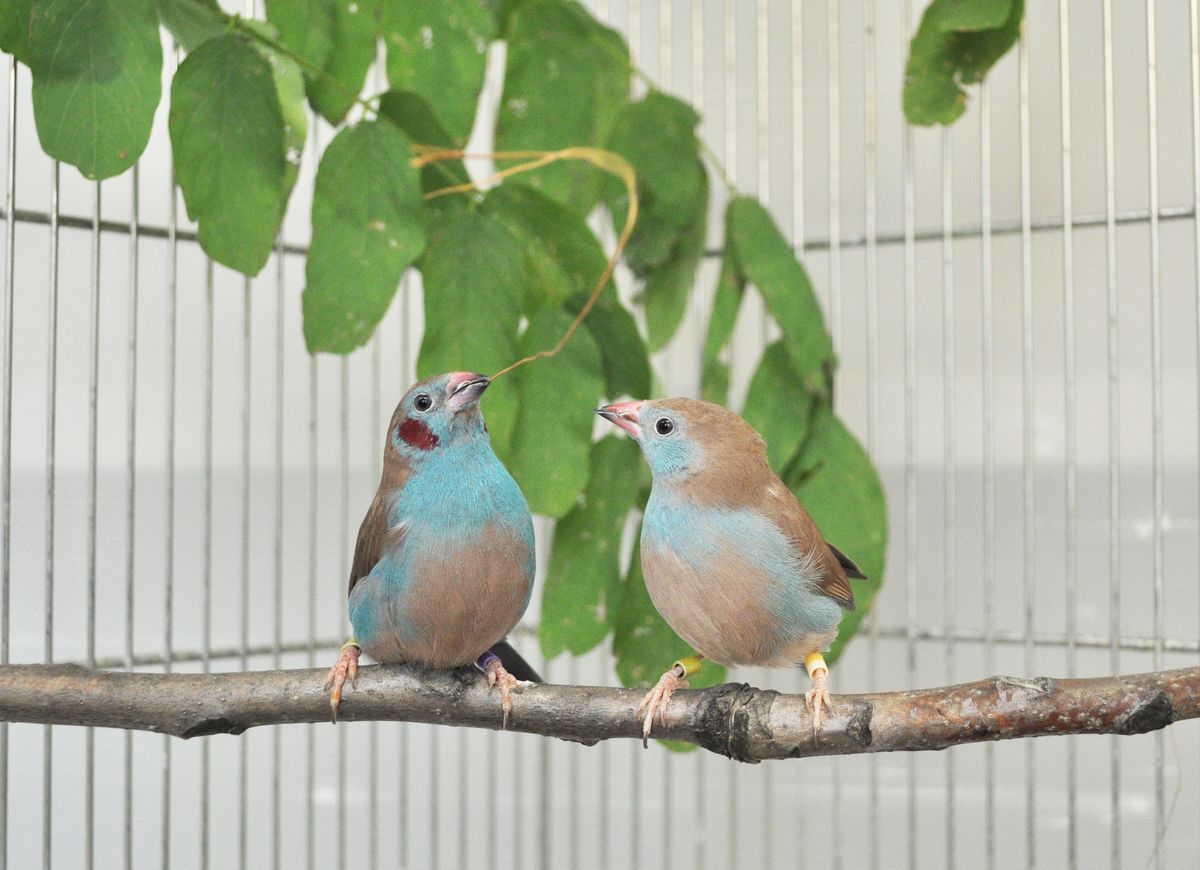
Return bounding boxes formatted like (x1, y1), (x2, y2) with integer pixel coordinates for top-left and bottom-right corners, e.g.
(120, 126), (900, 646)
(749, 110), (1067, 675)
(2, 0), (886, 695)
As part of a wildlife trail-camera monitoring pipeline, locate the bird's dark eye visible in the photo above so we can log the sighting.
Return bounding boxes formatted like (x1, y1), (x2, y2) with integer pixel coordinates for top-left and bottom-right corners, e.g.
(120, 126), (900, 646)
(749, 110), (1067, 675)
(414, 393), (433, 412)
(655, 417), (674, 436)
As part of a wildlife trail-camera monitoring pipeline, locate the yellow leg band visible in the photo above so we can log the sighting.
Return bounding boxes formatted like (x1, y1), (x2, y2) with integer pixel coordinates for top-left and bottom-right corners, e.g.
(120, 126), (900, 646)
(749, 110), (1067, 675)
(341, 640), (360, 653)
(804, 652), (827, 678)
(673, 655), (704, 678)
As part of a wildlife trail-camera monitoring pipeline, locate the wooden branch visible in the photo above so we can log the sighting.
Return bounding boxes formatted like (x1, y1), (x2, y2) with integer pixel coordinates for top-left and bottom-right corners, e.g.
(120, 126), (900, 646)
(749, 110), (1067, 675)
(0, 663), (1195, 762)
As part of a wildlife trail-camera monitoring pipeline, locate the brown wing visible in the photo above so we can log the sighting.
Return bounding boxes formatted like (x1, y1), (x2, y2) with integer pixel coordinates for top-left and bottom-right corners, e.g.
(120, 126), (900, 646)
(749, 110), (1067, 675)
(347, 490), (411, 597)
(758, 478), (858, 612)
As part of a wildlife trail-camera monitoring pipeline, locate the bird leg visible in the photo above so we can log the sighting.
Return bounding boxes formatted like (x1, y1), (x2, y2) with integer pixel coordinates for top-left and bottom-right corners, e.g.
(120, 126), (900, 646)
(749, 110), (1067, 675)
(477, 651), (519, 730)
(804, 651), (833, 736)
(636, 655), (704, 747)
(323, 640), (361, 723)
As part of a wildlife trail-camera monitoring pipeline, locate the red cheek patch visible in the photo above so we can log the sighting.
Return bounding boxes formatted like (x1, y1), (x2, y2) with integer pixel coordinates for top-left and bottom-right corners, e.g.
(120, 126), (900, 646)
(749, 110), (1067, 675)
(398, 418), (439, 451)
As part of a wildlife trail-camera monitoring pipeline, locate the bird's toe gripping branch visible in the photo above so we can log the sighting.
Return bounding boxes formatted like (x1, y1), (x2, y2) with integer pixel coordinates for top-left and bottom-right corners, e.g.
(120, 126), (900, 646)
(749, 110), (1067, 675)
(477, 651), (520, 730)
(324, 640), (361, 723)
(637, 655), (704, 748)
(804, 652), (833, 735)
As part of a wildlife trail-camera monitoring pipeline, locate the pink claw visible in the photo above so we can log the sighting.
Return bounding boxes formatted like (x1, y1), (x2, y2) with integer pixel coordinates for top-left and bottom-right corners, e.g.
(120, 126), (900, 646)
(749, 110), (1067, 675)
(636, 664), (688, 747)
(324, 642), (361, 723)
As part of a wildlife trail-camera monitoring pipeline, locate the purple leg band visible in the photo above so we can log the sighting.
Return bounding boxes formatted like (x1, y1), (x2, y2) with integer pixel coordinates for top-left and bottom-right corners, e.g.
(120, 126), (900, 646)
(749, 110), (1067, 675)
(476, 651), (500, 672)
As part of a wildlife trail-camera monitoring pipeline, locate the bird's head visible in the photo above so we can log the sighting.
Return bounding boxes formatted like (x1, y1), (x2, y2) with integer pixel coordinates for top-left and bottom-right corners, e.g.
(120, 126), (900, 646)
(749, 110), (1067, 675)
(386, 371), (491, 462)
(595, 397), (767, 482)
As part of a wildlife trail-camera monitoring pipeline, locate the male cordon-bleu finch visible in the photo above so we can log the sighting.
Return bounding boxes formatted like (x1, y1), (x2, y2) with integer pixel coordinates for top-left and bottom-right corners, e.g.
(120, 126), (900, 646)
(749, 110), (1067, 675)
(597, 397), (865, 742)
(325, 372), (538, 725)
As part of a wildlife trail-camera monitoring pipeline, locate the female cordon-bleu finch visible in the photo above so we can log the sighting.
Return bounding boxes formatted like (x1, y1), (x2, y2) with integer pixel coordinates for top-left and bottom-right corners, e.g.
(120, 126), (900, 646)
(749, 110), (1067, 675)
(597, 397), (865, 742)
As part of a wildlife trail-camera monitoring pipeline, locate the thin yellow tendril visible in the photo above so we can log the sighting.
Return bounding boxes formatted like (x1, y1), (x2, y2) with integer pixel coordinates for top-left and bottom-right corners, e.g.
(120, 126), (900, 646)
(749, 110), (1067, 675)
(413, 146), (639, 381)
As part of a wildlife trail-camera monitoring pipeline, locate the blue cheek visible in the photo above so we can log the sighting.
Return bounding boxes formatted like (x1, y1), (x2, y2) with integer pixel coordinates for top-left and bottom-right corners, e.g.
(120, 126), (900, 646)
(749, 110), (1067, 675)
(643, 436), (698, 478)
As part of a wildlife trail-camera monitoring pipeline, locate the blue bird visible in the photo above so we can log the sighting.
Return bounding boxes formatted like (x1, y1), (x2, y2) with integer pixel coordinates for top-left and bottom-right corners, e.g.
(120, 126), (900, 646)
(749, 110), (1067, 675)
(596, 398), (865, 741)
(325, 372), (537, 725)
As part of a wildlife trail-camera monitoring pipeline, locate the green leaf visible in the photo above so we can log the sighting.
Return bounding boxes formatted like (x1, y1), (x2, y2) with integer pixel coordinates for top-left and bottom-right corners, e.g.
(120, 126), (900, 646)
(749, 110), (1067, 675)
(303, 121), (425, 353)
(728, 196), (833, 384)
(605, 92), (705, 272)
(241, 20), (308, 198)
(378, 89), (470, 195)
(786, 405), (887, 666)
(742, 341), (815, 472)
(264, 0), (335, 71)
(505, 308), (605, 517)
(153, 0), (226, 51)
(497, 0), (630, 213)
(574, 289), (650, 399)
(306, 0), (380, 124)
(484, 184), (650, 397)
(169, 34), (287, 274)
(602, 92), (708, 352)
(27, 0), (162, 180)
(383, 0), (493, 144)
(700, 221), (745, 404)
(613, 541), (727, 690)
(903, 0), (1023, 126)
(643, 169), (708, 352)
(540, 436), (641, 658)
(0, 0), (33, 63)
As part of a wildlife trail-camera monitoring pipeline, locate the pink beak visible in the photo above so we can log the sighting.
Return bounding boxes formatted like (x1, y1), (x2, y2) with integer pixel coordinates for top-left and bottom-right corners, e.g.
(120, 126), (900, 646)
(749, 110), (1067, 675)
(595, 400), (644, 438)
(445, 371), (490, 409)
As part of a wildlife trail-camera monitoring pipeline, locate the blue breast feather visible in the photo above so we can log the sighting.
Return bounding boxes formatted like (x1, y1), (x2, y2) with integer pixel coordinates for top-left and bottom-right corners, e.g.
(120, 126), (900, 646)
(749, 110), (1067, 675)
(641, 491), (841, 641)
(350, 438), (534, 643)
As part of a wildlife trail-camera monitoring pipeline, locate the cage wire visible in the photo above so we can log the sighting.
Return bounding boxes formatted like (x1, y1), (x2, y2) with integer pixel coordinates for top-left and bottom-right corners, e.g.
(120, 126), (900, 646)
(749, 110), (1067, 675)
(1, 0), (1199, 868)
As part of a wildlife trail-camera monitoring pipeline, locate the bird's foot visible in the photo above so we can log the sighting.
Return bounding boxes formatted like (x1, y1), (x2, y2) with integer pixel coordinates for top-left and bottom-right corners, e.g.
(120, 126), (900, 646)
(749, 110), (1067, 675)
(478, 652), (519, 730)
(804, 652), (832, 736)
(323, 640), (361, 723)
(636, 664), (688, 748)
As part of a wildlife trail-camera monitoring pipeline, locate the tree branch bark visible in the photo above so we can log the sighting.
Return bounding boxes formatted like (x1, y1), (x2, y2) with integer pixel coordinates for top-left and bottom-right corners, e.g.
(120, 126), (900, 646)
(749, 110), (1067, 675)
(0, 663), (1195, 762)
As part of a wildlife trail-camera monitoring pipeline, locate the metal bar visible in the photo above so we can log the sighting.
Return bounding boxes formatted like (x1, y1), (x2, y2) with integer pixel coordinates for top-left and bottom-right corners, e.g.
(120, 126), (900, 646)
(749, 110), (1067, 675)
(123, 160), (139, 870)
(369, 328), (381, 870)
(85, 180), (101, 868)
(201, 258), (214, 870)
(1101, 1), (1122, 864)
(58, 619), (1200, 672)
(864, 2), (880, 868)
(1018, 25), (1037, 870)
(338, 356), (349, 870)
(902, 3), (918, 867)
(305, 119), (322, 870)
(239, 279), (253, 870)
(940, 123), (956, 870)
(5, 200), (1200, 262)
(791, 0), (804, 249)
(395, 276), (411, 870)
(0, 208), (310, 256)
(1192, 0), (1200, 858)
(826, 5), (843, 868)
(1145, 3), (1166, 864)
(42, 157), (59, 870)
(305, 348), (317, 870)
(1058, 4), (1078, 868)
(163, 95), (180, 870)
(0, 56), (14, 870)
(272, 236), (285, 870)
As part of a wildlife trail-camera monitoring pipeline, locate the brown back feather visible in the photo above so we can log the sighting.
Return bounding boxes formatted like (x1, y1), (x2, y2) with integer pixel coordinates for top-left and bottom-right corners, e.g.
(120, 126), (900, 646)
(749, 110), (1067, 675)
(667, 398), (860, 611)
(347, 408), (414, 597)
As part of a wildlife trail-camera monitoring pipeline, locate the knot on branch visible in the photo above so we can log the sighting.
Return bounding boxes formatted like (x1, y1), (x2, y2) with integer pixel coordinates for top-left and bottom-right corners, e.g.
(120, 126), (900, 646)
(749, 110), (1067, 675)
(692, 683), (774, 763)
(1114, 689), (1175, 735)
